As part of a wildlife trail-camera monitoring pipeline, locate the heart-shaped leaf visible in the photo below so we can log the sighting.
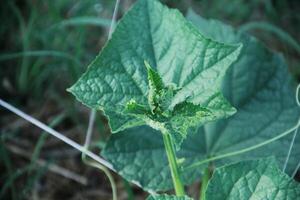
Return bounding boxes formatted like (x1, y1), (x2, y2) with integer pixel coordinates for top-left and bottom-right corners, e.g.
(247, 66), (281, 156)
(68, 0), (241, 147)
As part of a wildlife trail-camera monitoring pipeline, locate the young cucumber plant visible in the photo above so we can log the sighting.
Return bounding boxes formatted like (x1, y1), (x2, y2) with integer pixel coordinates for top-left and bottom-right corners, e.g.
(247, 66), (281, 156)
(69, 0), (240, 196)
(69, 0), (300, 199)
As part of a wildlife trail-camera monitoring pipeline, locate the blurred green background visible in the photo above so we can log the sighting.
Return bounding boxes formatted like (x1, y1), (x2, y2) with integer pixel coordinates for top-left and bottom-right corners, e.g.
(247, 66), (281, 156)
(0, 0), (299, 199)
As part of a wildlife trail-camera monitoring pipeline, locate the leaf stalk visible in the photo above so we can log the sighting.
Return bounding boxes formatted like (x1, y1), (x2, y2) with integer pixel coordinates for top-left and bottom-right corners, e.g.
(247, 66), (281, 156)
(199, 166), (211, 200)
(162, 131), (185, 196)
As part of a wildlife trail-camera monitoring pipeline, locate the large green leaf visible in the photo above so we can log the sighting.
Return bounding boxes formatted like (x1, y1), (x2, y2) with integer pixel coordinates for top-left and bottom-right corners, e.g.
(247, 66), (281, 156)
(147, 194), (193, 200)
(206, 158), (300, 200)
(68, 0), (241, 146)
(102, 11), (300, 192)
(186, 10), (300, 173)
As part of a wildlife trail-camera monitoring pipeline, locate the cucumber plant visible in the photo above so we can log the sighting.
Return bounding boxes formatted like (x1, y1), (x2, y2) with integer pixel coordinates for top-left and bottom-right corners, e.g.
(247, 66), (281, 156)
(69, 0), (300, 199)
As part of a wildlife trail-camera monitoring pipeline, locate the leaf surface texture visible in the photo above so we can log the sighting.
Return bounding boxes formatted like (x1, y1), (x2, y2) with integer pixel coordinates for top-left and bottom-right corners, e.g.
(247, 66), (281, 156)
(206, 158), (300, 200)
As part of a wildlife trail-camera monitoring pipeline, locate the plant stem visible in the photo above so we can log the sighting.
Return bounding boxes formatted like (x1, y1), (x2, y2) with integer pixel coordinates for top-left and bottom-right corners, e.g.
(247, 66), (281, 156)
(82, 154), (117, 200)
(199, 167), (210, 200)
(162, 132), (185, 196)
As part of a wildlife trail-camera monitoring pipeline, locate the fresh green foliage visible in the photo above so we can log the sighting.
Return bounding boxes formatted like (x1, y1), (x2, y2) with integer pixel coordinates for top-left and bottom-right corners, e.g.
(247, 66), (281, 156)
(206, 158), (300, 200)
(186, 10), (300, 173)
(69, 0), (300, 198)
(68, 0), (241, 148)
(124, 61), (237, 148)
(147, 194), (193, 200)
(2, 0), (300, 199)
(101, 7), (300, 193)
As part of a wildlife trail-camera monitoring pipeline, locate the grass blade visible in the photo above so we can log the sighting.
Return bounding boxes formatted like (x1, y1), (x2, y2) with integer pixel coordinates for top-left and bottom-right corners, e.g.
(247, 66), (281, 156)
(50, 17), (111, 29)
(0, 140), (17, 200)
(0, 50), (80, 66)
(240, 21), (300, 54)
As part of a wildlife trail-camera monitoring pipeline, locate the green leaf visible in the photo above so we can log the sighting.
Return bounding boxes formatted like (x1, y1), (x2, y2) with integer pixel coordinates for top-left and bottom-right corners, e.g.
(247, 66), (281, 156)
(102, 12), (300, 192)
(171, 95), (236, 137)
(102, 126), (207, 191)
(68, 0), (241, 140)
(168, 98), (236, 148)
(186, 10), (300, 174)
(103, 110), (144, 133)
(147, 194), (193, 200)
(145, 61), (165, 112)
(206, 158), (300, 200)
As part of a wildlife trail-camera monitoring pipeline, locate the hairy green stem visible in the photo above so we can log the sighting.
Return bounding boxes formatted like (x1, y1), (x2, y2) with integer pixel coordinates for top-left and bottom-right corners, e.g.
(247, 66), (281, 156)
(185, 119), (300, 171)
(199, 167), (210, 200)
(162, 132), (185, 196)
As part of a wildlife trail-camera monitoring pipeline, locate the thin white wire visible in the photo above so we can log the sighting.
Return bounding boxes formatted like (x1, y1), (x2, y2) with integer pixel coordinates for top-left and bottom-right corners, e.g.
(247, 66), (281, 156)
(84, 0), (120, 149)
(84, 110), (96, 148)
(292, 161), (300, 177)
(289, 84), (300, 177)
(0, 98), (114, 171)
(0, 0), (124, 192)
(108, 0), (120, 38)
(296, 84), (300, 107)
(282, 127), (299, 172)
(283, 84), (300, 173)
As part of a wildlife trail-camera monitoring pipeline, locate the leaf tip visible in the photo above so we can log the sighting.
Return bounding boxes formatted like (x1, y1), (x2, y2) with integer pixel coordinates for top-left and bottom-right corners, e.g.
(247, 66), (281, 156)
(230, 106), (237, 116)
(144, 60), (151, 70)
(66, 84), (77, 96)
(236, 42), (243, 55)
(66, 86), (73, 93)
